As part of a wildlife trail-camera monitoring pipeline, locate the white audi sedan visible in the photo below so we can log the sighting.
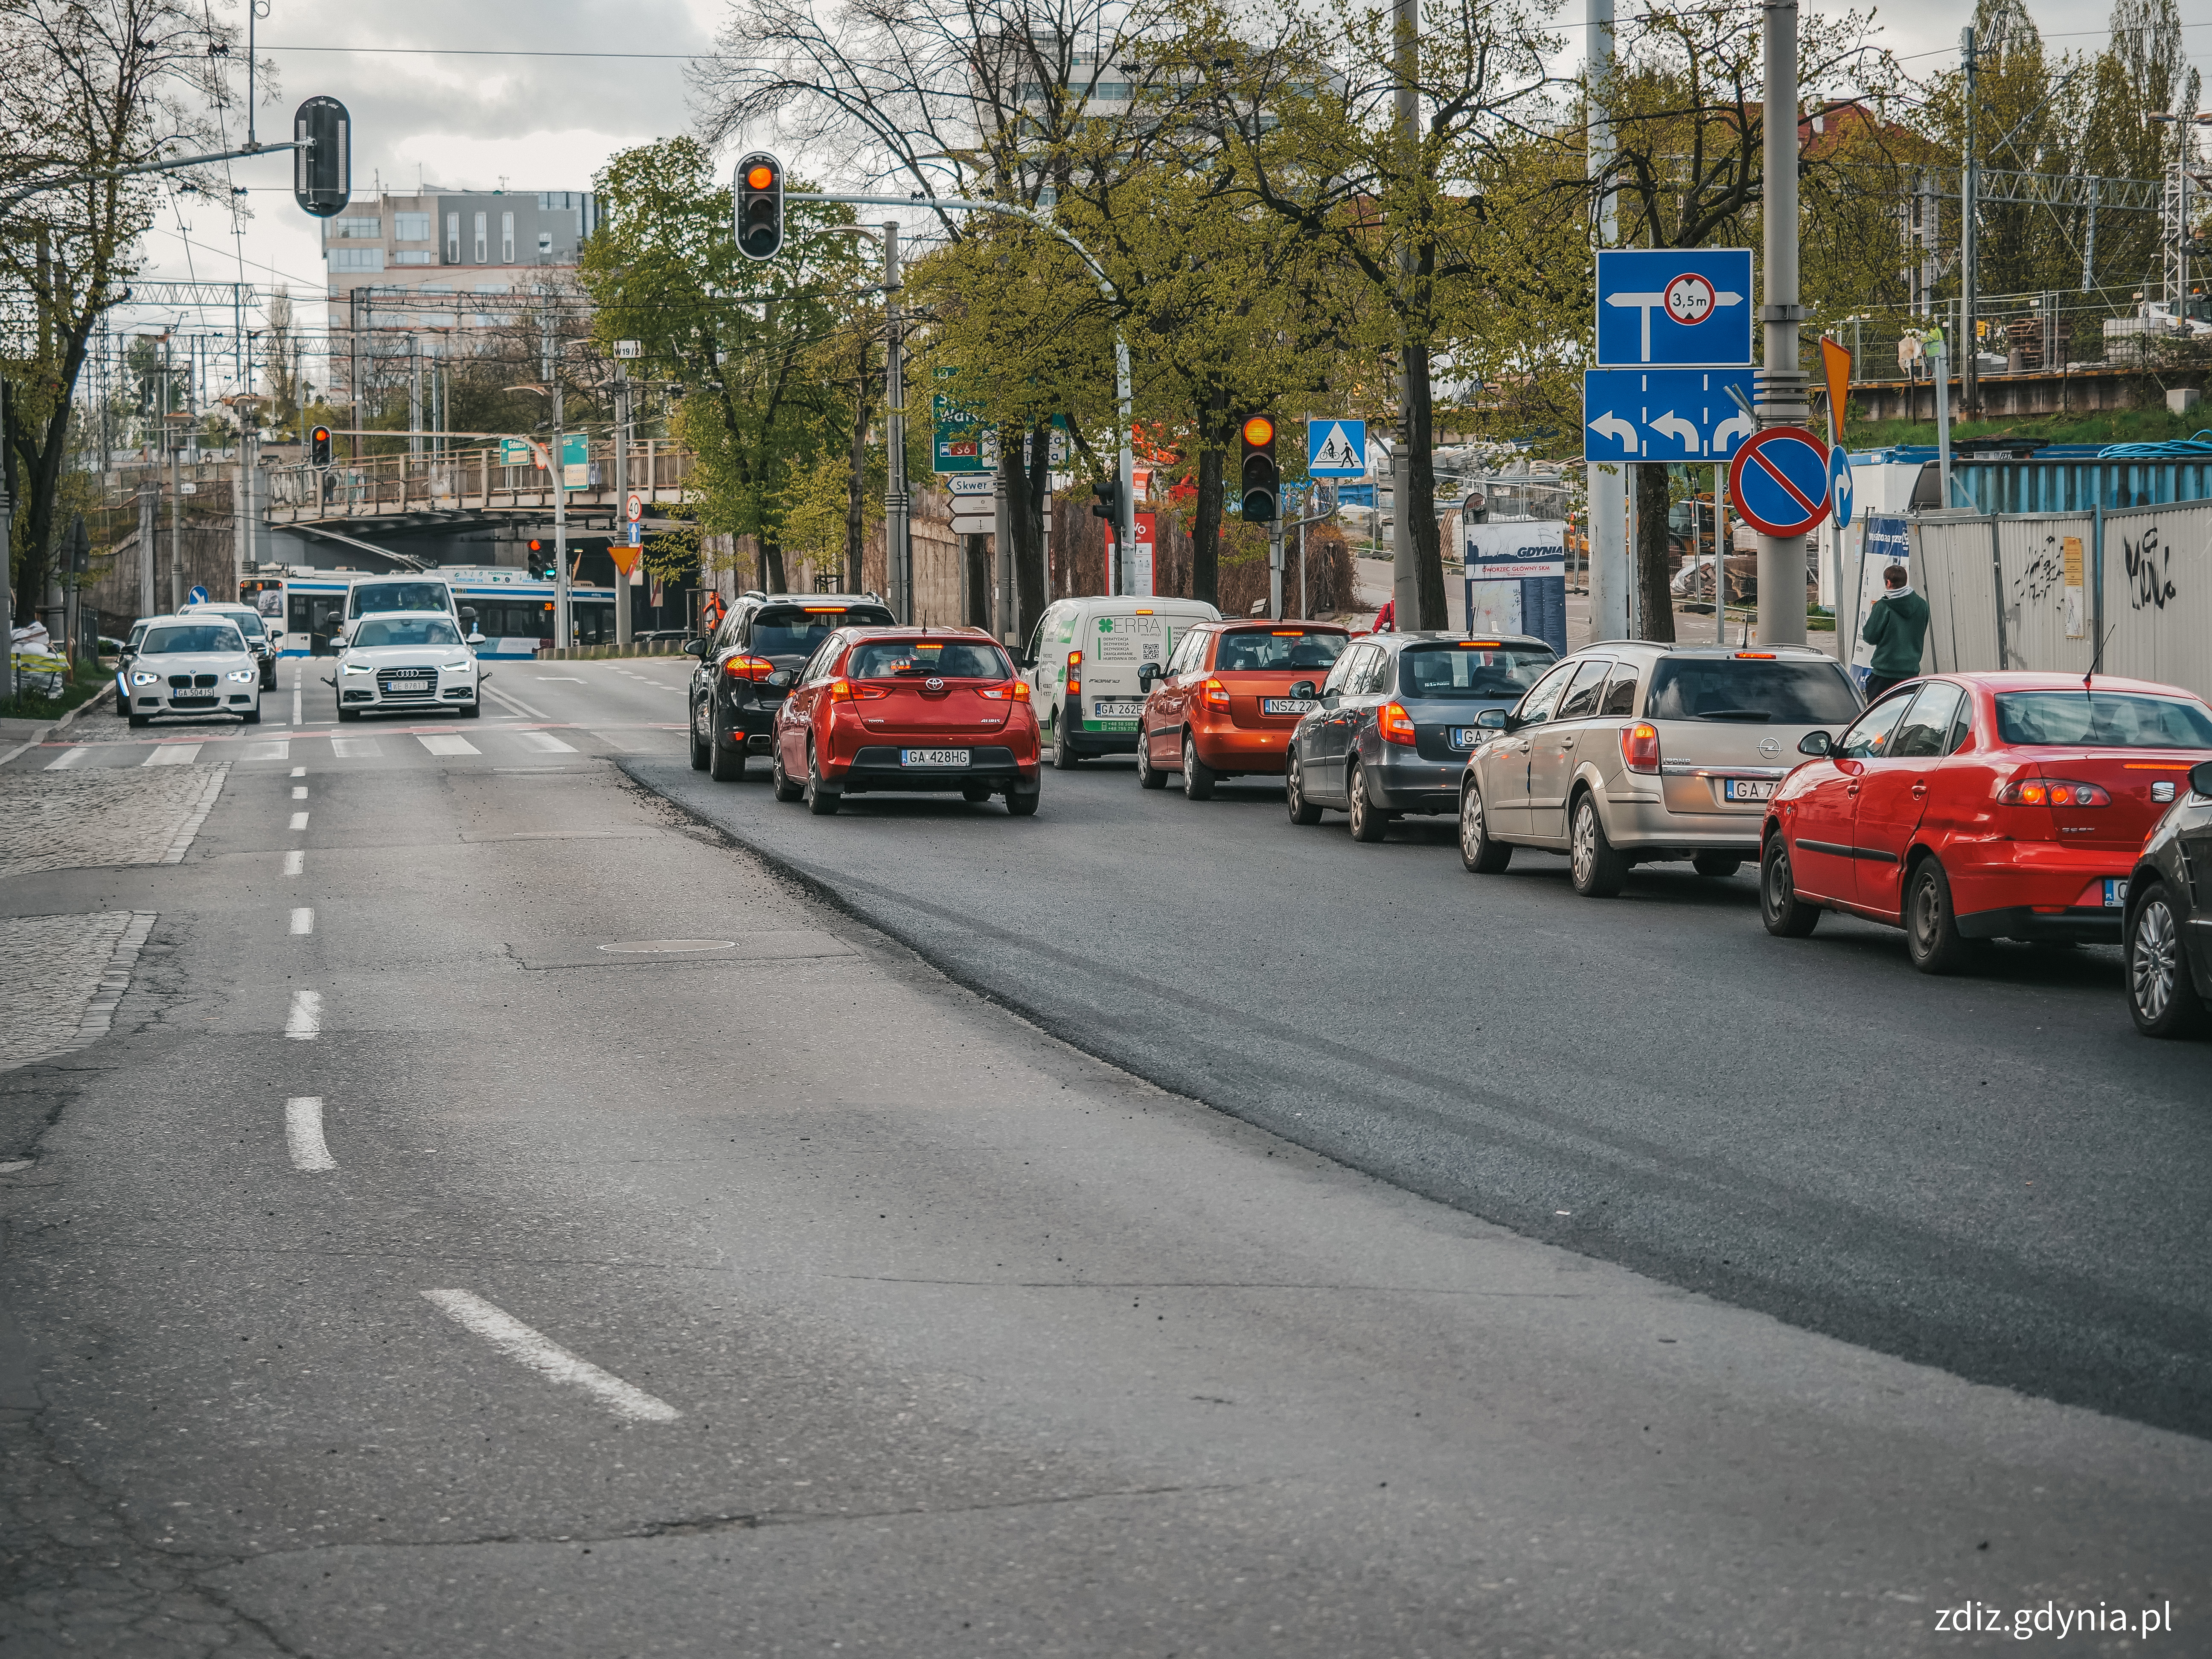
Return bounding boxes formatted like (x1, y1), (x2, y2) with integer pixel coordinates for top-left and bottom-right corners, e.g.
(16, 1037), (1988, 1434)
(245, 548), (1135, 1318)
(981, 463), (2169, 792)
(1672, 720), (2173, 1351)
(332, 611), (486, 722)
(125, 615), (263, 729)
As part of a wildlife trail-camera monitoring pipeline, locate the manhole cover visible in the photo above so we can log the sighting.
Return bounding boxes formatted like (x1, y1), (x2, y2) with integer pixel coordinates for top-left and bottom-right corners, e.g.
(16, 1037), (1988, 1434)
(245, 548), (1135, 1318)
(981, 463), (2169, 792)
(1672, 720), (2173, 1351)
(597, 940), (738, 954)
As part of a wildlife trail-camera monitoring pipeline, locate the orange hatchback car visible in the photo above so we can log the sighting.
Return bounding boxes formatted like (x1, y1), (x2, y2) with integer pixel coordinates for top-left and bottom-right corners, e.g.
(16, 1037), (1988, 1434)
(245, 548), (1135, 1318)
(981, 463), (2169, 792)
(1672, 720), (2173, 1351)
(769, 627), (1041, 815)
(1133, 620), (1351, 797)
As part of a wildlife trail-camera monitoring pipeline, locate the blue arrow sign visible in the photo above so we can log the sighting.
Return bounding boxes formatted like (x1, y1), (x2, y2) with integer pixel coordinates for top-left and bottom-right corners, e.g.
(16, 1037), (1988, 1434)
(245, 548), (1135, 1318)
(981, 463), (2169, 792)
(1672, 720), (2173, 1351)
(1828, 446), (1856, 529)
(1595, 249), (1754, 367)
(1728, 426), (1832, 538)
(188, 585), (209, 605)
(1307, 418), (1366, 477)
(1582, 369), (1757, 461)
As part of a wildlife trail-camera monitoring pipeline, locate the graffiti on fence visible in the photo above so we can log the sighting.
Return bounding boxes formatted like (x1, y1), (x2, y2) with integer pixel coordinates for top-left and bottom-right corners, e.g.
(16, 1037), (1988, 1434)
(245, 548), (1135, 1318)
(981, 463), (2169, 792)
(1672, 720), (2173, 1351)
(2121, 525), (2177, 612)
(2012, 533), (2066, 607)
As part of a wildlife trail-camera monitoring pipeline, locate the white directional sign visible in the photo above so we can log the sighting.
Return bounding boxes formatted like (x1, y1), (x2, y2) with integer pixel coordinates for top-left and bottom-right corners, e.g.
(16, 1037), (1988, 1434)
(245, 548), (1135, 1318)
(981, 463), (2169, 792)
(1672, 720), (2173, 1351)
(1595, 250), (1754, 366)
(1583, 368), (1758, 461)
(947, 474), (994, 496)
(1307, 419), (1367, 478)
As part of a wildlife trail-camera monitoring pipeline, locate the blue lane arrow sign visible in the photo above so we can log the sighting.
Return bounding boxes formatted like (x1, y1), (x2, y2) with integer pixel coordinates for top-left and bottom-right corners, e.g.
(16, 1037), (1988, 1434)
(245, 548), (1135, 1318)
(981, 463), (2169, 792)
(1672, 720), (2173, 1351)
(1582, 369), (1758, 461)
(1595, 249), (1754, 367)
(188, 585), (210, 605)
(1828, 446), (1856, 529)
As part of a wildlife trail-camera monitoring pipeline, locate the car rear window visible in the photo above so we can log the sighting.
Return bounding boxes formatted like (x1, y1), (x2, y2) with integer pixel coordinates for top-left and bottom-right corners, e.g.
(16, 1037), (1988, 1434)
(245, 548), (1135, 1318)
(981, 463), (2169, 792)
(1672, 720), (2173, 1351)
(1398, 644), (1554, 699)
(847, 639), (1011, 680)
(752, 605), (892, 658)
(1995, 691), (2212, 749)
(143, 624), (244, 654)
(1213, 630), (1347, 672)
(1646, 658), (1860, 723)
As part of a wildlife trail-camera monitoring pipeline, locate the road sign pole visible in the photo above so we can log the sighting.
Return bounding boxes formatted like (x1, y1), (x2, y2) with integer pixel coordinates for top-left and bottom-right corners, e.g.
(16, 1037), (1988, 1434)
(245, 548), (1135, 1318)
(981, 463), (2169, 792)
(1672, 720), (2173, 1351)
(882, 222), (911, 624)
(1754, 0), (1809, 646)
(614, 359), (633, 648)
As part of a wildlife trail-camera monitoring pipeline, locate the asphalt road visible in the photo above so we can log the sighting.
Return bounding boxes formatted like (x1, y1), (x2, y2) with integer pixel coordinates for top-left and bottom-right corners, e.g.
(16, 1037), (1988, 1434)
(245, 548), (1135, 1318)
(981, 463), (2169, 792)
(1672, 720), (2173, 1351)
(3, 657), (2208, 1656)
(585, 669), (2212, 1441)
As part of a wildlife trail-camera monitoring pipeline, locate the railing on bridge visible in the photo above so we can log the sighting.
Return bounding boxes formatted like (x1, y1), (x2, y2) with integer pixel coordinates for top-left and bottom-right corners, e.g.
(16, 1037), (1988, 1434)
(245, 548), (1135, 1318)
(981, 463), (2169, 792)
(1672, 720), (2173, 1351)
(265, 440), (694, 523)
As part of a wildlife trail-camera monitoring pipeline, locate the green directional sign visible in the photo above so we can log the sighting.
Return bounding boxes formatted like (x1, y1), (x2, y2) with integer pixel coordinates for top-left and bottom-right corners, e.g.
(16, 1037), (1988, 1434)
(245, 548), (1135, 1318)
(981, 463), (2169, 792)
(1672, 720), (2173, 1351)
(933, 369), (991, 474)
(500, 437), (536, 468)
(561, 432), (589, 489)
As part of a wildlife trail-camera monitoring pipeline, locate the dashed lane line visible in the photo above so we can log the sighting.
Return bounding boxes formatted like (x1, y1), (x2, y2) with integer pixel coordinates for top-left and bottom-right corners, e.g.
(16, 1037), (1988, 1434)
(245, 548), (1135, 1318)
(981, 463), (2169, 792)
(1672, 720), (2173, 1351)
(284, 990), (321, 1040)
(290, 908), (314, 936)
(421, 1289), (680, 1423)
(289, 812), (310, 831)
(285, 1097), (335, 1173)
(283, 850), (304, 876)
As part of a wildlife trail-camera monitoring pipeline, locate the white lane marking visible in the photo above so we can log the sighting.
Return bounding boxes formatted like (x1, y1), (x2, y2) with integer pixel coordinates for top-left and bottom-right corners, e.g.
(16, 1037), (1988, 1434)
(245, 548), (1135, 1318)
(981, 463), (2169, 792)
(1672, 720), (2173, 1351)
(291, 785), (308, 800)
(285, 1097), (335, 1172)
(145, 744), (201, 767)
(290, 765), (306, 777)
(533, 676), (584, 682)
(283, 850), (305, 876)
(509, 730), (577, 753)
(330, 736), (380, 758)
(421, 1289), (679, 1423)
(482, 682), (548, 719)
(290, 907), (314, 935)
(419, 734), (480, 756)
(45, 746), (90, 770)
(289, 811), (310, 830)
(292, 684), (302, 723)
(239, 740), (290, 762)
(285, 989), (322, 1039)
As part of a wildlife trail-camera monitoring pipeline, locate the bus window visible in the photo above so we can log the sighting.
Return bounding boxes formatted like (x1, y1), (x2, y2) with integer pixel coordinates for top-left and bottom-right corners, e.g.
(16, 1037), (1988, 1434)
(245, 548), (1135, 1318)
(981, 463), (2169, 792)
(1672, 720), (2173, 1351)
(287, 594), (347, 653)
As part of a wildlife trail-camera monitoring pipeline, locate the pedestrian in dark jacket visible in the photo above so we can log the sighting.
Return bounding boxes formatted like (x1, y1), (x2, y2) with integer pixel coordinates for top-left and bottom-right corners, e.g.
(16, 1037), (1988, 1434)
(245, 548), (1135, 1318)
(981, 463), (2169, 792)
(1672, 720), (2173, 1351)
(1861, 565), (1930, 700)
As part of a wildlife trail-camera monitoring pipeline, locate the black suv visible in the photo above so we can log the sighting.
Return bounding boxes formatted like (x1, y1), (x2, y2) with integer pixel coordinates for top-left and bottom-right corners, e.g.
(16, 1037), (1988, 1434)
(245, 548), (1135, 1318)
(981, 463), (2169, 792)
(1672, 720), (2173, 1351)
(2122, 759), (2212, 1039)
(687, 592), (895, 780)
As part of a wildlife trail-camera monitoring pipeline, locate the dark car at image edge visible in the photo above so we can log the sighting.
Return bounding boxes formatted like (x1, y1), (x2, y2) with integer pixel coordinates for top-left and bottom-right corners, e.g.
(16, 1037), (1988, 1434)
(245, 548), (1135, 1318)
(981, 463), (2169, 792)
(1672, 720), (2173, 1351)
(687, 591), (895, 781)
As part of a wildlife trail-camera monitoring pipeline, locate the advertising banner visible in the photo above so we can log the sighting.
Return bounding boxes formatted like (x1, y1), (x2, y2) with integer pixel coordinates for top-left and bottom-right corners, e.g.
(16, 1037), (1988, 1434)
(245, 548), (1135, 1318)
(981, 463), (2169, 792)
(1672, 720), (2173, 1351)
(1132, 511), (1155, 597)
(1464, 521), (1569, 655)
(1848, 512), (1912, 681)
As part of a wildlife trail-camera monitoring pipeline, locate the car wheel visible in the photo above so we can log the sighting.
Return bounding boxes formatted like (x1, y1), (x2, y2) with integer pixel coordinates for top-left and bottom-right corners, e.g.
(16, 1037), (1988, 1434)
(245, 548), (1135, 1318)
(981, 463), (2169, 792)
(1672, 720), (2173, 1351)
(1904, 856), (1975, 975)
(1347, 763), (1388, 842)
(1136, 728), (1168, 790)
(709, 710), (746, 782)
(1759, 835), (1820, 937)
(337, 704), (360, 723)
(1052, 712), (1081, 770)
(127, 711), (148, 730)
(1286, 755), (1324, 825)
(1182, 733), (1217, 800)
(1006, 787), (1040, 817)
(804, 742), (839, 815)
(458, 699), (481, 720)
(1458, 783), (1511, 873)
(1692, 852), (1742, 879)
(243, 703), (261, 726)
(962, 783), (993, 803)
(689, 701), (711, 771)
(769, 736), (803, 802)
(1568, 792), (1628, 897)
(2127, 882), (2206, 1038)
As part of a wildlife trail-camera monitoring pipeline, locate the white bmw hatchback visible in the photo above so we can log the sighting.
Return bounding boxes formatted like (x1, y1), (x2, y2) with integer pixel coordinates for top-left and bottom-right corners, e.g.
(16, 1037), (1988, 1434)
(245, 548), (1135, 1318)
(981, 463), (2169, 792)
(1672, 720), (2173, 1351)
(125, 616), (262, 729)
(333, 610), (485, 721)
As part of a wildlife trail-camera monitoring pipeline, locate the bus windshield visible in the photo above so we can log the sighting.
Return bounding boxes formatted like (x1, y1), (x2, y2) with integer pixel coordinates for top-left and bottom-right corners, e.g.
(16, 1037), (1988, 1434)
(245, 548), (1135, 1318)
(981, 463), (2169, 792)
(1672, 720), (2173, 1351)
(348, 582), (453, 618)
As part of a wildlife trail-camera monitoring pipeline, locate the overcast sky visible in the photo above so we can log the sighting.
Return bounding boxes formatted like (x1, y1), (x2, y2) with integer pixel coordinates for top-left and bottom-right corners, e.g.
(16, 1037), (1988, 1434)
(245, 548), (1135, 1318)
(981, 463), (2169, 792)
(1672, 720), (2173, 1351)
(126, 0), (2206, 402)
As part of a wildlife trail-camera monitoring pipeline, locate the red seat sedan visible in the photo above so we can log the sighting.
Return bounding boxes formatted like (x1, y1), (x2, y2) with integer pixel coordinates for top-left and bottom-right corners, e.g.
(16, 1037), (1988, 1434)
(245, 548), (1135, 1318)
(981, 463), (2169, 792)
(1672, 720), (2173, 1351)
(1134, 620), (1351, 797)
(1759, 671), (2212, 972)
(768, 628), (1041, 816)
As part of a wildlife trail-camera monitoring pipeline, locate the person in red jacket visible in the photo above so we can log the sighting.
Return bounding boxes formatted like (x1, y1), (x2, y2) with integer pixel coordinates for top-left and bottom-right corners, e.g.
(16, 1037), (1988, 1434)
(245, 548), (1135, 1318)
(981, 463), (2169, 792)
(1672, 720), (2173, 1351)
(1371, 599), (1395, 633)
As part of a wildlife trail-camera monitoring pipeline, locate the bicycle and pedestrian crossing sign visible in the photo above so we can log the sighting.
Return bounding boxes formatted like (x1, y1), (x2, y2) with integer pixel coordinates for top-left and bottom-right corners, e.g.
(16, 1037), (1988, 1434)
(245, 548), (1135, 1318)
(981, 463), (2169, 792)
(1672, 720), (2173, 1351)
(1308, 419), (1366, 478)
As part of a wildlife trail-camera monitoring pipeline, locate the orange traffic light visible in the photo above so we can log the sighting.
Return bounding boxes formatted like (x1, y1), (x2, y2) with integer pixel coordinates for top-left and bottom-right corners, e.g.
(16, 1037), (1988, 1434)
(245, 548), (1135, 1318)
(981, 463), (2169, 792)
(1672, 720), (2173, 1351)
(746, 164), (775, 190)
(1241, 414), (1274, 447)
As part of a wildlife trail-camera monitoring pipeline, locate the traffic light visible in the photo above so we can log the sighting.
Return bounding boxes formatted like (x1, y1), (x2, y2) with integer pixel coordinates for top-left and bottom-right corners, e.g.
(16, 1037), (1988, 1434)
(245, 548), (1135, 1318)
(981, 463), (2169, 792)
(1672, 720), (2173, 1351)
(734, 152), (785, 261)
(309, 424), (332, 466)
(1090, 475), (1122, 527)
(291, 96), (352, 218)
(1239, 413), (1279, 522)
(527, 538), (552, 578)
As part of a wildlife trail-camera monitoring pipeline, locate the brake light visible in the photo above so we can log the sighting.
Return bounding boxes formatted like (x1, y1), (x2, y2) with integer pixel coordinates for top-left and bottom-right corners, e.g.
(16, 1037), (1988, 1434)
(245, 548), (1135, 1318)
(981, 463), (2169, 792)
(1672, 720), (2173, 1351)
(828, 679), (887, 703)
(1999, 779), (2109, 807)
(1620, 722), (1662, 774)
(978, 681), (1031, 701)
(1380, 701), (1417, 745)
(1734, 651), (1776, 659)
(1202, 677), (1230, 708)
(722, 654), (775, 681)
(1065, 649), (1081, 696)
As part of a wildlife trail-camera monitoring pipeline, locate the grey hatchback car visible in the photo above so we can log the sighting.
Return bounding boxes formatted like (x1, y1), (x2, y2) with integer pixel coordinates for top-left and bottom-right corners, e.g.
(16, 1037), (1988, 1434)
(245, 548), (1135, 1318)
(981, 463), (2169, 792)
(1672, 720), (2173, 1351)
(1286, 633), (1558, 840)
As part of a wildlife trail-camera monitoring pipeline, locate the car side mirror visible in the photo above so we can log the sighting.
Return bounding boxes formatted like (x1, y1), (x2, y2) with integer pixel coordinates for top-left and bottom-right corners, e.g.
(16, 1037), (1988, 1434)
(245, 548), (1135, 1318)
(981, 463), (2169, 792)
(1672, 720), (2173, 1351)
(1289, 679), (1318, 699)
(683, 638), (709, 658)
(1137, 662), (1159, 686)
(764, 668), (797, 690)
(1798, 730), (1834, 757)
(1475, 707), (1509, 731)
(2192, 760), (2212, 798)
(467, 631), (486, 646)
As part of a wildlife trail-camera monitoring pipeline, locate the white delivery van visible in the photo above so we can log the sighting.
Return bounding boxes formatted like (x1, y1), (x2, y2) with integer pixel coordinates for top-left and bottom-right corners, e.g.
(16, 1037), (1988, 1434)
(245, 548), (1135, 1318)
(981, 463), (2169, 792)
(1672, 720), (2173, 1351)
(337, 576), (460, 646)
(1020, 595), (1221, 766)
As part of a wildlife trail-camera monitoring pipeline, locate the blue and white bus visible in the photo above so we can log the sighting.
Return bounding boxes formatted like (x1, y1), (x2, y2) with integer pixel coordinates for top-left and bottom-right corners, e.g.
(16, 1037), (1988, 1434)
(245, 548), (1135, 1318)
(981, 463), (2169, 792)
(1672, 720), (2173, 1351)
(242, 568), (620, 661)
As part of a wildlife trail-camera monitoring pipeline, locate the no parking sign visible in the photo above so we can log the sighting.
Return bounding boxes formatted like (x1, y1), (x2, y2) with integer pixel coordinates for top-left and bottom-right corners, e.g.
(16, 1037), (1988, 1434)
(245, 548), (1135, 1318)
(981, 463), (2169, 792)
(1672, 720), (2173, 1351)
(1727, 426), (1832, 539)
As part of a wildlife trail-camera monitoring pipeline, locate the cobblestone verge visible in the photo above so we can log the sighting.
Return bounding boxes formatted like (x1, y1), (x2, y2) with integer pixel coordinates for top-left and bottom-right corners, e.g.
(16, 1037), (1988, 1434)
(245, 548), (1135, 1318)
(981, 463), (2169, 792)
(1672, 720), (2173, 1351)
(0, 912), (157, 1076)
(0, 765), (229, 881)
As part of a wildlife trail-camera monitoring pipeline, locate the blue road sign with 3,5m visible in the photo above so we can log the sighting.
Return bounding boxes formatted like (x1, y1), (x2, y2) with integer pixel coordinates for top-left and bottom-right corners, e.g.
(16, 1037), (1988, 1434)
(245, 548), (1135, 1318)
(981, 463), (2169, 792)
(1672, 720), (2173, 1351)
(1595, 249), (1753, 367)
(1582, 369), (1757, 462)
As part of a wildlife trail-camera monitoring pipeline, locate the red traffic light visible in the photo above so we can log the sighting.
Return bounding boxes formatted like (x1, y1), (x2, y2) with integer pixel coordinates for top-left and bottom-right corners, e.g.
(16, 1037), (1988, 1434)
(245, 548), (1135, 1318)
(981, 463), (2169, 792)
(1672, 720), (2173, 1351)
(528, 539), (542, 551)
(745, 164), (776, 191)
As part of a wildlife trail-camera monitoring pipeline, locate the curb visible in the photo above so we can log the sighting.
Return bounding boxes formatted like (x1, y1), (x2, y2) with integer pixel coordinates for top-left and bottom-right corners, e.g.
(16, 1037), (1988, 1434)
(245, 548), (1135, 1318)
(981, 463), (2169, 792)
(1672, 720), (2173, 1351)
(533, 642), (690, 662)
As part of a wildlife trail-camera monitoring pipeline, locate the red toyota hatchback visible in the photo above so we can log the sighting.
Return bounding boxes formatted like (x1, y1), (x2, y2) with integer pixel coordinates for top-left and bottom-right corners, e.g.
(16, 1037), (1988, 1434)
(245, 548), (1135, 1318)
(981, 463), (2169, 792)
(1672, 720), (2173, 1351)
(768, 627), (1041, 816)
(1760, 670), (2212, 972)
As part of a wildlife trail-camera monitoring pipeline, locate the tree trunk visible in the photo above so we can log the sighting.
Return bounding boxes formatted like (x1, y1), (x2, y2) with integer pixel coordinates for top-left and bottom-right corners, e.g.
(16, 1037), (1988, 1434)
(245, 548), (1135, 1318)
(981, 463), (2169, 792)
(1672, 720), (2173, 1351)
(1636, 465), (1675, 642)
(1016, 416), (1050, 641)
(1403, 343), (1447, 629)
(1191, 384), (1228, 609)
(762, 536), (787, 595)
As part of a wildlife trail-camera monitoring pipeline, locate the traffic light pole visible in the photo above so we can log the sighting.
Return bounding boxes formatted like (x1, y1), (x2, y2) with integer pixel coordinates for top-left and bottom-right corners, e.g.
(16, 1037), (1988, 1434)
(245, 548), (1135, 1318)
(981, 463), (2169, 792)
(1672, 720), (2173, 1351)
(784, 192), (1134, 607)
